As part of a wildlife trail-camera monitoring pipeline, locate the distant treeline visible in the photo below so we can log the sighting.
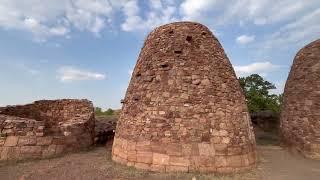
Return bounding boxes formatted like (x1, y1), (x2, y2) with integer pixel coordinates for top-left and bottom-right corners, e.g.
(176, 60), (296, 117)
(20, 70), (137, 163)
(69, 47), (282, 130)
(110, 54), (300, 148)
(94, 107), (115, 116)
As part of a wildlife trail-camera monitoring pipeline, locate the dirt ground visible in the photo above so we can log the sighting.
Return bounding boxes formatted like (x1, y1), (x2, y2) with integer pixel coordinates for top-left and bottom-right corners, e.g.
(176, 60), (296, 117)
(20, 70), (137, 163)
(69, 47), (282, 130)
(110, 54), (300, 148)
(0, 141), (320, 180)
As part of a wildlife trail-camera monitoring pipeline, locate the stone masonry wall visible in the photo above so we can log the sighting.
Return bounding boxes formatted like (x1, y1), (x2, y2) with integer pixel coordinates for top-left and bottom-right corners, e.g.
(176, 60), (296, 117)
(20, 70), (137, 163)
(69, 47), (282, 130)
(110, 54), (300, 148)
(112, 22), (257, 173)
(280, 39), (320, 159)
(0, 99), (95, 161)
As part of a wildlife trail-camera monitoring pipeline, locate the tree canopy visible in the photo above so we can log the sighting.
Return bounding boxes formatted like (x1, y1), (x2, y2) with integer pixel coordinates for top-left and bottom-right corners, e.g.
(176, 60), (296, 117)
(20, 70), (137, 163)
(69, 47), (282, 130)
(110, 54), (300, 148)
(95, 107), (115, 116)
(239, 74), (282, 113)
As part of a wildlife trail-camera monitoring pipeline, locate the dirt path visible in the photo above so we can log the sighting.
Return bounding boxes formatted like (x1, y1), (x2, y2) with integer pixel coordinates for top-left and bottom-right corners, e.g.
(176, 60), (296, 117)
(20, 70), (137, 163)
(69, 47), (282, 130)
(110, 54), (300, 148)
(257, 146), (320, 180)
(0, 143), (319, 180)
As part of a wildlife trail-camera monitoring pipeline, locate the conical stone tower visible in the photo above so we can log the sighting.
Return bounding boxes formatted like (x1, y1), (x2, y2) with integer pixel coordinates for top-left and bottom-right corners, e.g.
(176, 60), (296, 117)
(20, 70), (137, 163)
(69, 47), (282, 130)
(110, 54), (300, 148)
(112, 22), (257, 173)
(280, 39), (320, 159)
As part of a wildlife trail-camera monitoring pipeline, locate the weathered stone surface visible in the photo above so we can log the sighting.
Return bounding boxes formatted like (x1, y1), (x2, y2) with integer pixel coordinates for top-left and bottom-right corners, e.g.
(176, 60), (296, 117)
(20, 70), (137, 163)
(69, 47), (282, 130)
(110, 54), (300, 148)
(113, 22), (255, 172)
(37, 137), (53, 146)
(280, 39), (320, 160)
(18, 137), (37, 146)
(4, 136), (19, 147)
(112, 22), (256, 173)
(0, 99), (95, 162)
(153, 153), (169, 165)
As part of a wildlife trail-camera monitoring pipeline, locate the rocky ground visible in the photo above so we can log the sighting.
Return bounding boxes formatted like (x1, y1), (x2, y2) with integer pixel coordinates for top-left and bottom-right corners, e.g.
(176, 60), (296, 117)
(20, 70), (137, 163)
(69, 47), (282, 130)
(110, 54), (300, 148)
(0, 140), (320, 180)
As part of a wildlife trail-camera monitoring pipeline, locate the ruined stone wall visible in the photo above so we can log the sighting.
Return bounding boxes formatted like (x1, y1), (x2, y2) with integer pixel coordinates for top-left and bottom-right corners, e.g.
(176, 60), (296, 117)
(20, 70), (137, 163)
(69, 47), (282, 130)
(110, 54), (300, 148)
(0, 99), (95, 161)
(280, 39), (320, 159)
(112, 22), (257, 173)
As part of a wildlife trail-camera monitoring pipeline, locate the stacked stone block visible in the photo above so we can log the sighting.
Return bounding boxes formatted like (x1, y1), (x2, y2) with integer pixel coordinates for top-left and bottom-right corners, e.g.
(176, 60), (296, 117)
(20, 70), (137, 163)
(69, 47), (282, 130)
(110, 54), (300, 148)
(0, 99), (95, 161)
(280, 39), (320, 159)
(112, 22), (257, 173)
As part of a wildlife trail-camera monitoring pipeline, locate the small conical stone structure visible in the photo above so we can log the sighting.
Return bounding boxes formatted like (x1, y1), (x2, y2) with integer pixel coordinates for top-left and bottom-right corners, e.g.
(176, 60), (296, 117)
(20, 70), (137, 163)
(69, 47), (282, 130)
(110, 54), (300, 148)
(112, 22), (257, 173)
(280, 39), (320, 159)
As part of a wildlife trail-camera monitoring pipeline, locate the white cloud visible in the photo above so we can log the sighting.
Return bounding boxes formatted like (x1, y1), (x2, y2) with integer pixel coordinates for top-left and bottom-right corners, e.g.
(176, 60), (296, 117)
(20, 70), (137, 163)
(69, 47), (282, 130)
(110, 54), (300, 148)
(178, 0), (320, 27)
(180, 0), (218, 21)
(10, 61), (40, 75)
(128, 69), (133, 76)
(0, 0), (319, 42)
(234, 62), (281, 77)
(269, 81), (285, 95)
(0, 0), (113, 41)
(259, 8), (320, 51)
(57, 66), (106, 82)
(236, 35), (255, 45)
(120, 0), (178, 32)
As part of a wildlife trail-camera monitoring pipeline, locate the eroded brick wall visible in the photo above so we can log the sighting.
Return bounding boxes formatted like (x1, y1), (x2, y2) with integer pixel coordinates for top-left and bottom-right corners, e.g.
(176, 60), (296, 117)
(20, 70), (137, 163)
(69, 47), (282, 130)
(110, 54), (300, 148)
(0, 99), (95, 161)
(280, 39), (320, 159)
(112, 22), (257, 173)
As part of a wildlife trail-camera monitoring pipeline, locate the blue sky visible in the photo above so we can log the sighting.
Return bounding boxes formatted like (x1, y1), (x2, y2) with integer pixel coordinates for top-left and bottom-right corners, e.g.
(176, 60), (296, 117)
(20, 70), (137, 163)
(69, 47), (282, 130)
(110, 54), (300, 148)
(0, 0), (319, 109)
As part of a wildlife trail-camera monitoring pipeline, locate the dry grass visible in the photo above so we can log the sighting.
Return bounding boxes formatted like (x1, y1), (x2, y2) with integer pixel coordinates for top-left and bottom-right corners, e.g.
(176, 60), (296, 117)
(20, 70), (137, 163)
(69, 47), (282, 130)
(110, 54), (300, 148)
(1, 141), (320, 180)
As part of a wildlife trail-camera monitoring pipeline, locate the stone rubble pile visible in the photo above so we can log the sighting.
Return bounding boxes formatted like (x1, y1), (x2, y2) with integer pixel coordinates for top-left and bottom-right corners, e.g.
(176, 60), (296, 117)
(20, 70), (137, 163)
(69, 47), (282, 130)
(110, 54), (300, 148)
(0, 99), (95, 161)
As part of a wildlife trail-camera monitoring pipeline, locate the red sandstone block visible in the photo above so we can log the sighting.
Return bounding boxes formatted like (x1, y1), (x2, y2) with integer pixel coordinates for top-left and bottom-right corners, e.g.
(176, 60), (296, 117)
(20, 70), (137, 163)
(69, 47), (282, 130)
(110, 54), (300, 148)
(153, 153), (169, 165)
(189, 156), (201, 170)
(36, 137), (53, 146)
(18, 136), (37, 146)
(0, 138), (6, 146)
(117, 150), (128, 160)
(64, 136), (77, 145)
(36, 132), (44, 137)
(248, 152), (257, 165)
(136, 141), (151, 151)
(4, 136), (19, 147)
(199, 166), (216, 173)
(42, 145), (56, 158)
(1, 147), (20, 160)
(136, 151), (153, 164)
(241, 154), (250, 166)
(166, 143), (182, 156)
(112, 146), (121, 156)
(198, 143), (215, 156)
(182, 144), (192, 156)
(151, 142), (166, 154)
(211, 137), (221, 144)
(127, 141), (136, 151)
(166, 165), (189, 172)
(215, 156), (227, 167)
(169, 156), (190, 167)
(134, 162), (151, 170)
(20, 146), (42, 159)
(55, 145), (65, 154)
(52, 137), (65, 145)
(227, 147), (242, 155)
(227, 155), (242, 167)
(191, 144), (200, 156)
(120, 138), (128, 149)
(199, 156), (215, 167)
(216, 167), (234, 174)
(127, 151), (137, 161)
(214, 144), (228, 155)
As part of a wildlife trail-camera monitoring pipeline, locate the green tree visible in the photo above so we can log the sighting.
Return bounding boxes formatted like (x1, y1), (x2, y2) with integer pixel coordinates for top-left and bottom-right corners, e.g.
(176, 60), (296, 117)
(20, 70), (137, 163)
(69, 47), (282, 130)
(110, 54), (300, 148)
(105, 108), (114, 115)
(95, 107), (103, 114)
(239, 74), (282, 113)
